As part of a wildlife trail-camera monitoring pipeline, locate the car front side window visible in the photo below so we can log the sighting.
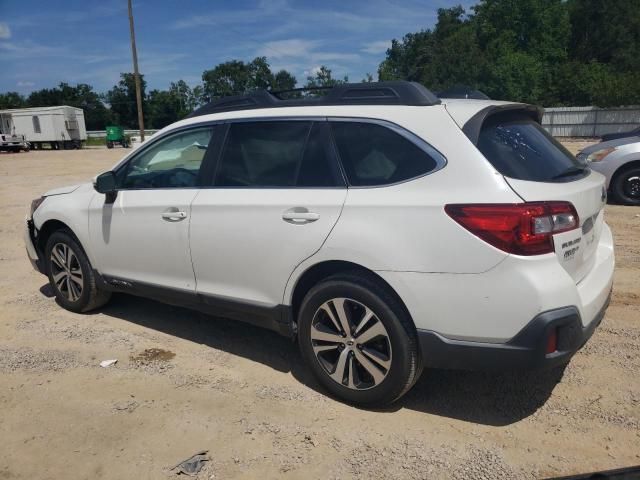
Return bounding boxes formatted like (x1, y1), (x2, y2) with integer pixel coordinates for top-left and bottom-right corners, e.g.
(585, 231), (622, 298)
(117, 127), (214, 189)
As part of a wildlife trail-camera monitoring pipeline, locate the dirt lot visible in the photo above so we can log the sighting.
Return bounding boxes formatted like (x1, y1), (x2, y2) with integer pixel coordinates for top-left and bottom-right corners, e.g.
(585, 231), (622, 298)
(0, 143), (638, 479)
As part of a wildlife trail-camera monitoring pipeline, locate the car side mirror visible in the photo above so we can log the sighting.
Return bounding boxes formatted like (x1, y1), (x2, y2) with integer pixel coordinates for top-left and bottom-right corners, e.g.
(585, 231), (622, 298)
(94, 171), (117, 202)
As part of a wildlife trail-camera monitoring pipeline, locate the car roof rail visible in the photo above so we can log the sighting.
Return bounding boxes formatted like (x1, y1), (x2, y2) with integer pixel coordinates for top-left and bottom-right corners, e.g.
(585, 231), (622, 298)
(186, 81), (441, 118)
(437, 85), (491, 100)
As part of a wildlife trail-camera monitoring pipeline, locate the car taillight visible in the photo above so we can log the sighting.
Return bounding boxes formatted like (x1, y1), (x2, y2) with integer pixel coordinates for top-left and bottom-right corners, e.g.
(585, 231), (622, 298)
(546, 328), (558, 354)
(444, 202), (579, 255)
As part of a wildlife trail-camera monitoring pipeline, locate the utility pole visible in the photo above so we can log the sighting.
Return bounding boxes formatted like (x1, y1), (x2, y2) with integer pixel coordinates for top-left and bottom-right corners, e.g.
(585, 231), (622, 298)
(127, 0), (145, 141)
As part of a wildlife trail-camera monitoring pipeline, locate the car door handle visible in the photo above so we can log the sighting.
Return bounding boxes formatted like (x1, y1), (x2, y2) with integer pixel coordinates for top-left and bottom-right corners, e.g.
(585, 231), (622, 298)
(161, 209), (187, 221)
(282, 209), (320, 224)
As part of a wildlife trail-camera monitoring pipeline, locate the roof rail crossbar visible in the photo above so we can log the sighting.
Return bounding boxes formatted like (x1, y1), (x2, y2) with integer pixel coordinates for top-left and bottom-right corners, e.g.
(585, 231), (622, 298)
(186, 81), (441, 118)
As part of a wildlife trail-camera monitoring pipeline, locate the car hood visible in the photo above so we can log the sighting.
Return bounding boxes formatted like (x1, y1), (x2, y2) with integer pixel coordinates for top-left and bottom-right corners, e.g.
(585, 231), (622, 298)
(579, 137), (640, 155)
(43, 182), (93, 197)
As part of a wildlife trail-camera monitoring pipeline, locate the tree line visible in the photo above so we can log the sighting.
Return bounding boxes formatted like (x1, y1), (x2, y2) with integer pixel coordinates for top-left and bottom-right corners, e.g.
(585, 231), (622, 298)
(1, 0), (637, 130)
(379, 0), (639, 106)
(0, 59), (349, 130)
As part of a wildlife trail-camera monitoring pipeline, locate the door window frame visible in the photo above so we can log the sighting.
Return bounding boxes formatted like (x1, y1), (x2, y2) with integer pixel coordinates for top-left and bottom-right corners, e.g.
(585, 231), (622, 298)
(112, 123), (224, 191)
(205, 118), (347, 189)
(328, 117), (448, 188)
(110, 116), (447, 191)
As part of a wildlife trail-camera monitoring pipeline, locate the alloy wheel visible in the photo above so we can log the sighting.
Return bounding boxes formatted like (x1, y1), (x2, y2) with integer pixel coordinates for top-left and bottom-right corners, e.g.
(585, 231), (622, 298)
(624, 174), (640, 199)
(310, 298), (392, 390)
(50, 243), (84, 302)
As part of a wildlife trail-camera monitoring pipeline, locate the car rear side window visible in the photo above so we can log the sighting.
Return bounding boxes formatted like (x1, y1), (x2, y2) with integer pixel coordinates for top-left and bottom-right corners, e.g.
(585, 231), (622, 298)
(331, 121), (440, 186)
(215, 121), (343, 187)
(477, 117), (587, 182)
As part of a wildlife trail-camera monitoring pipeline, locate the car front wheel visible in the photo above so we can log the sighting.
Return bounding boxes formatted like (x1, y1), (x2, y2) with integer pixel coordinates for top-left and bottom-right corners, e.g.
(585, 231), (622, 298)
(45, 230), (111, 313)
(298, 273), (421, 406)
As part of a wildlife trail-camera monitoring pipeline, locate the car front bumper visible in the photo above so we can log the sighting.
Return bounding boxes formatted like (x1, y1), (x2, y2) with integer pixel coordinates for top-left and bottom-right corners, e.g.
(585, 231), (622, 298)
(416, 290), (610, 371)
(24, 218), (44, 274)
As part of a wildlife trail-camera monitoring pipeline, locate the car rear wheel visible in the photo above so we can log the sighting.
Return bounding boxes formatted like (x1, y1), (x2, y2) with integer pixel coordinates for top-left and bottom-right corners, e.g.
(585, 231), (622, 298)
(45, 230), (111, 313)
(298, 273), (420, 406)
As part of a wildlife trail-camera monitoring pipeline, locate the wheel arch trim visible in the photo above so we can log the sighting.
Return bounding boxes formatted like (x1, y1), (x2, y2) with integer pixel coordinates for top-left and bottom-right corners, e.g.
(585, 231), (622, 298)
(284, 258), (415, 332)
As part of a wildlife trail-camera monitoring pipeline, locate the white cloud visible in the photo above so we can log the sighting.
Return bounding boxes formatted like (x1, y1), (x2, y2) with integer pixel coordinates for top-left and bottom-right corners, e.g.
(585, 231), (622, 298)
(17, 81), (35, 87)
(303, 65), (322, 77)
(311, 52), (360, 62)
(257, 39), (319, 59)
(361, 40), (391, 55)
(0, 23), (12, 39)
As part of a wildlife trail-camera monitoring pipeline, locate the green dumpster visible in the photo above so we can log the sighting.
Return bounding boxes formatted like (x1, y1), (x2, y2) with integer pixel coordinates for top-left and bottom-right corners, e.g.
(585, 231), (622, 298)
(105, 126), (130, 148)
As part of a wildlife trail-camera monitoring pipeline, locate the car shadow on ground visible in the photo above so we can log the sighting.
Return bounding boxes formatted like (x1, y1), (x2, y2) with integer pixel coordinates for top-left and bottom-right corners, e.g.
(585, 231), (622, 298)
(75, 290), (564, 427)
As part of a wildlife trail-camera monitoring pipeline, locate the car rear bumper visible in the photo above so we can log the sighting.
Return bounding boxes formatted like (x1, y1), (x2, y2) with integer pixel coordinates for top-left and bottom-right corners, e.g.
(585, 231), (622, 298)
(417, 290), (611, 371)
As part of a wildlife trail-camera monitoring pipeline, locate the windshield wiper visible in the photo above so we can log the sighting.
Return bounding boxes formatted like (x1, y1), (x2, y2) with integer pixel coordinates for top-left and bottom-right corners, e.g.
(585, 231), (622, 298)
(551, 166), (588, 180)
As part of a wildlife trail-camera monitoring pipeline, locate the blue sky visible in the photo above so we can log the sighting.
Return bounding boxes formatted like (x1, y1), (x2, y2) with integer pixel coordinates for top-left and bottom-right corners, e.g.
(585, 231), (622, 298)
(0, 0), (473, 95)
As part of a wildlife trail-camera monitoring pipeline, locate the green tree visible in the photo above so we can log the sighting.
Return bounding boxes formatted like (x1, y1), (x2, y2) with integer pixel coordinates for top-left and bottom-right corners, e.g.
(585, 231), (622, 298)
(146, 80), (197, 128)
(376, 0), (640, 106)
(190, 85), (206, 108)
(105, 73), (147, 129)
(568, 0), (640, 72)
(304, 66), (348, 95)
(0, 92), (26, 109)
(202, 60), (251, 98)
(272, 70), (297, 91)
(201, 57), (298, 99)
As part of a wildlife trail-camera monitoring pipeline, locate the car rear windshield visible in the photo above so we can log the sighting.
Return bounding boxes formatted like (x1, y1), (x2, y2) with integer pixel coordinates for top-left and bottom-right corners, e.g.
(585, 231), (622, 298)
(477, 116), (587, 182)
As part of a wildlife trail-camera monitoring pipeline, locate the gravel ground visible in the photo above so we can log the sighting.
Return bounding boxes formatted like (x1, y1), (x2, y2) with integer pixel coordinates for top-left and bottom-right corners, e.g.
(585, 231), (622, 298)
(0, 143), (639, 479)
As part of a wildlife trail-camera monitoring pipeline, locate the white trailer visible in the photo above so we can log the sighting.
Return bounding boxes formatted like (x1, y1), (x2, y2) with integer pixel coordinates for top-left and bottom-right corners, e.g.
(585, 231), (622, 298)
(0, 106), (87, 150)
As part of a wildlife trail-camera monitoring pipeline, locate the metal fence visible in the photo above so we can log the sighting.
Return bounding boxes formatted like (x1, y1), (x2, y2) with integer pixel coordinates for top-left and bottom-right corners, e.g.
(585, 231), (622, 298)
(87, 129), (159, 138)
(542, 106), (640, 137)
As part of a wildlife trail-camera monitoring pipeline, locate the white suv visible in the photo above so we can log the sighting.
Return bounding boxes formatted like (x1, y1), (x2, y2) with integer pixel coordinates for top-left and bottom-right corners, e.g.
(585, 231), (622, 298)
(25, 82), (614, 406)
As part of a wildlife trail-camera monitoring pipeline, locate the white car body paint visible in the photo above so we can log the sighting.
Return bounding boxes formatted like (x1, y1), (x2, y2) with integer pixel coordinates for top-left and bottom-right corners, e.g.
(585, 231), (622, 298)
(26, 98), (615, 344)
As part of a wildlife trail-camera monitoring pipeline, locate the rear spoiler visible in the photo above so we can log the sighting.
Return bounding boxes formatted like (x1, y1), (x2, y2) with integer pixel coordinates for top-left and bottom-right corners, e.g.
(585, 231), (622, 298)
(462, 104), (544, 145)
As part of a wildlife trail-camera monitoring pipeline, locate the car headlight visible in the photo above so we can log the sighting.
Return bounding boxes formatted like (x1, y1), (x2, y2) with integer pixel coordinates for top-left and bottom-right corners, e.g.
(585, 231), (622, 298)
(30, 196), (46, 217)
(585, 147), (616, 163)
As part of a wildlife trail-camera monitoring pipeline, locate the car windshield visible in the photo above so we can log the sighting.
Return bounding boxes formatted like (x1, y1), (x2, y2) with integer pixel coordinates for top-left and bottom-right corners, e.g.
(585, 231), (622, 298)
(477, 117), (587, 182)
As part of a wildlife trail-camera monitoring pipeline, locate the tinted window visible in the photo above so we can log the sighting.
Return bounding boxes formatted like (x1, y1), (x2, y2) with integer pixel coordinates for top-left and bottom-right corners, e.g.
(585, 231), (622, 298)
(32, 116), (41, 134)
(217, 122), (308, 187)
(216, 121), (341, 188)
(477, 118), (586, 182)
(298, 123), (342, 187)
(118, 127), (212, 189)
(331, 121), (439, 186)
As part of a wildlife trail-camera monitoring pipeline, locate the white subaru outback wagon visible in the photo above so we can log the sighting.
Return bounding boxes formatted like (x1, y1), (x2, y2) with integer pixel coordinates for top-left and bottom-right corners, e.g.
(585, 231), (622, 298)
(25, 82), (614, 406)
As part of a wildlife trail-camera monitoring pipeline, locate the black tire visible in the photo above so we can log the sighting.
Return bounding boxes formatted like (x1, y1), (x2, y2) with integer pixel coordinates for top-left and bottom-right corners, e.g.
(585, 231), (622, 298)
(611, 164), (640, 206)
(45, 230), (111, 313)
(106, 141), (113, 149)
(298, 272), (420, 406)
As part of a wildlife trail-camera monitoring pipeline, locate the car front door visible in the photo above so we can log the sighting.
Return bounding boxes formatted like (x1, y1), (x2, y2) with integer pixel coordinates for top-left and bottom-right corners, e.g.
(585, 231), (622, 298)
(88, 125), (217, 292)
(189, 120), (347, 314)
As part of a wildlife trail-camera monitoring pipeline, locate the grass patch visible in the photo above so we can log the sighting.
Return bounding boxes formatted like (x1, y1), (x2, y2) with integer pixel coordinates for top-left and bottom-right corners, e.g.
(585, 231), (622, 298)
(85, 137), (106, 147)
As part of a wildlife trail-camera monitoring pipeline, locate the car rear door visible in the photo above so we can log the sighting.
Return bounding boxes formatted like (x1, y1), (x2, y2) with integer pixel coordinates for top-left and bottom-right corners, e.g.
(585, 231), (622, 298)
(189, 120), (347, 311)
(475, 114), (607, 283)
